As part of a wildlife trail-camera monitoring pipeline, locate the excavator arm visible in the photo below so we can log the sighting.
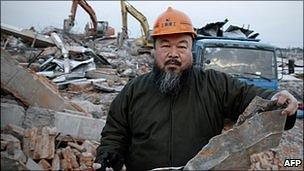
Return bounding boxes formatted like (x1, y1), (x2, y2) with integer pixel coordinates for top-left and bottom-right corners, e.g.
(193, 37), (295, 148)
(119, 0), (152, 47)
(64, 0), (97, 33)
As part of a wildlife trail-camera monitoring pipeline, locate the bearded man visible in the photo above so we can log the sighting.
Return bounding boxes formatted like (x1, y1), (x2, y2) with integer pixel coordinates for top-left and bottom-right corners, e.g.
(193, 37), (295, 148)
(94, 7), (298, 171)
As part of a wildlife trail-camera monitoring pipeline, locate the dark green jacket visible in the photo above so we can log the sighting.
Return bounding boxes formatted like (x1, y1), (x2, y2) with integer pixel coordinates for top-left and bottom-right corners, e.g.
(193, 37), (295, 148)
(97, 68), (295, 170)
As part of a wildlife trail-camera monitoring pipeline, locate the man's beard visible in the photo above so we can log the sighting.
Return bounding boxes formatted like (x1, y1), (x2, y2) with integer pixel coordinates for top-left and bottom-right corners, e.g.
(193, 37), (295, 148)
(153, 63), (191, 96)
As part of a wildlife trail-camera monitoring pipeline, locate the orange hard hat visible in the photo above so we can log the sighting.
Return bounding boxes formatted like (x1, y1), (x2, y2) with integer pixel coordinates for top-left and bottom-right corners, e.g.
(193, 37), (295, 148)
(151, 7), (196, 38)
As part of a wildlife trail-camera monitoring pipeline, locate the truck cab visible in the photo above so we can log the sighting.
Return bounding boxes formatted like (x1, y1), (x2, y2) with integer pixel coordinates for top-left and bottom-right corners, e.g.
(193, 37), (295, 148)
(193, 36), (279, 90)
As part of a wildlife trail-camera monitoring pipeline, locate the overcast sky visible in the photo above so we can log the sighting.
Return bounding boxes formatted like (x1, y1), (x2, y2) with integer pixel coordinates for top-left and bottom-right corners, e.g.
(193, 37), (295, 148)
(1, 1), (303, 48)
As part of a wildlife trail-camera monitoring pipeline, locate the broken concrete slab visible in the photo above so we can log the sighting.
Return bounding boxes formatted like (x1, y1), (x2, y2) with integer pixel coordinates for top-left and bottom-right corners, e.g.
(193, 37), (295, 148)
(23, 106), (105, 141)
(55, 111), (106, 141)
(23, 106), (56, 129)
(1, 23), (55, 47)
(184, 96), (287, 170)
(1, 103), (25, 128)
(1, 51), (86, 113)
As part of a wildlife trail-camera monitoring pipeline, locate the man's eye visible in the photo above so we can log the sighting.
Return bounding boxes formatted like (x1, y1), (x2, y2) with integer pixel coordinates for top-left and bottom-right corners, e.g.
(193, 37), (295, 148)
(161, 45), (170, 48)
(178, 45), (187, 49)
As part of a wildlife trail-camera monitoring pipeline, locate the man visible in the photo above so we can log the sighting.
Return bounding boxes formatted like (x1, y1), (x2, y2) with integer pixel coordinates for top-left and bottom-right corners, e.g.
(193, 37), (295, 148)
(94, 7), (298, 171)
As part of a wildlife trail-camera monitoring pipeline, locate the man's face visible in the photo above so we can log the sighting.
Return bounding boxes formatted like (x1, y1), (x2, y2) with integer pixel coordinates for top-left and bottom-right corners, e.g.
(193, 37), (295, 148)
(154, 34), (193, 74)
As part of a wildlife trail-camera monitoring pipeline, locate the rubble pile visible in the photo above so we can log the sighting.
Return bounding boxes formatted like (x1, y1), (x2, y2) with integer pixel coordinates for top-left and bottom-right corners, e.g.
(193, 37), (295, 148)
(1, 24), (154, 120)
(1, 124), (99, 170)
(1, 24), (153, 87)
(1, 25), (153, 170)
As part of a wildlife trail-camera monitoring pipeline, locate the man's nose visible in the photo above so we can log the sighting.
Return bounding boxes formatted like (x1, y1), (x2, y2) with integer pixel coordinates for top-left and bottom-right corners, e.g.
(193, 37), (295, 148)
(168, 47), (179, 58)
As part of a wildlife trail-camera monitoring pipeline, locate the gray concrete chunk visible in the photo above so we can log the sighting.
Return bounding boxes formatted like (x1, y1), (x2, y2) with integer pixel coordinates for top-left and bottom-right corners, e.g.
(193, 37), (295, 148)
(1, 103), (25, 128)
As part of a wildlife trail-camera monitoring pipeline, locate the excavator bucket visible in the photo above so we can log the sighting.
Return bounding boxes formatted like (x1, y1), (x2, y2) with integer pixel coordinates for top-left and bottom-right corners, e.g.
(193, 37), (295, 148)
(184, 96), (287, 170)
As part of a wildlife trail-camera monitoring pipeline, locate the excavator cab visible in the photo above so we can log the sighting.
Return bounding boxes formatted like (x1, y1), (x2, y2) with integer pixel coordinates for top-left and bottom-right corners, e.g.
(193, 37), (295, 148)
(96, 21), (115, 37)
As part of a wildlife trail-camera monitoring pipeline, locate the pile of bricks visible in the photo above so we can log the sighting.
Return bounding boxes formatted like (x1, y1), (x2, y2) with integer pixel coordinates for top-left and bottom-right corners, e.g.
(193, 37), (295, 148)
(1, 124), (99, 170)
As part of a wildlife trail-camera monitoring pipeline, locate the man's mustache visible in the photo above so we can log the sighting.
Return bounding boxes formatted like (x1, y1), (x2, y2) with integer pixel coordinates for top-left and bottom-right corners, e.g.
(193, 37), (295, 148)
(164, 59), (182, 66)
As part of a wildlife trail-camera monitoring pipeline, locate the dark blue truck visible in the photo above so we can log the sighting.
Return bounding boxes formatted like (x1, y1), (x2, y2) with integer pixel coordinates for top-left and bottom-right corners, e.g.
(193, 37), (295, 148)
(193, 21), (280, 90)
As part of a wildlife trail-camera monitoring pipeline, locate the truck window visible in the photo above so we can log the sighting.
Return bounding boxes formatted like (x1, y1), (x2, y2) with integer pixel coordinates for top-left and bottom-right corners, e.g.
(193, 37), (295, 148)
(203, 47), (276, 79)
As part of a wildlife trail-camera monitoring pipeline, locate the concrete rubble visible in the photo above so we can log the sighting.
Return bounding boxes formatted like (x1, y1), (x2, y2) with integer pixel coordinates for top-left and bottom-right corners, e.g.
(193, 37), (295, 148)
(1, 24), (153, 170)
(1, 23), (303, 170)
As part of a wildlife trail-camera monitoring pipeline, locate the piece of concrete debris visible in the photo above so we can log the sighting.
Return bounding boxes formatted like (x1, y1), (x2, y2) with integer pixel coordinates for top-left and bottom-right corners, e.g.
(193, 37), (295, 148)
(1, 103), (25, 128)
(1, 23), (55, 47)
(55, 111), (106, 141)
(1, 51), (86, 113)
(23, 106), (56, 129)
(85, 68), (119, 81)
(22, 106), (105, 140)
(26, 158), (44, 171)
(184, 96), (287, 170)
(71, 100), (104, 115)
(68, 142), (86, 152)
(92, 82), (116, 93)
(1, 134), (21, 151)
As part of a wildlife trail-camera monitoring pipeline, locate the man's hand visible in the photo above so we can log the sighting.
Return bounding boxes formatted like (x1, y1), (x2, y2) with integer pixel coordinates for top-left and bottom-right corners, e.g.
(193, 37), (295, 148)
(93, 152), (124, 171)
(271, 90), (298, 116)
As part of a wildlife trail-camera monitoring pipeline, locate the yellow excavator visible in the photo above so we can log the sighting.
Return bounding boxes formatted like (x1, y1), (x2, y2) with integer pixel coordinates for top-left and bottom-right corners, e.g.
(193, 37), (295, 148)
(63, 0), (115, 38)
(118, 0), (153, 48)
